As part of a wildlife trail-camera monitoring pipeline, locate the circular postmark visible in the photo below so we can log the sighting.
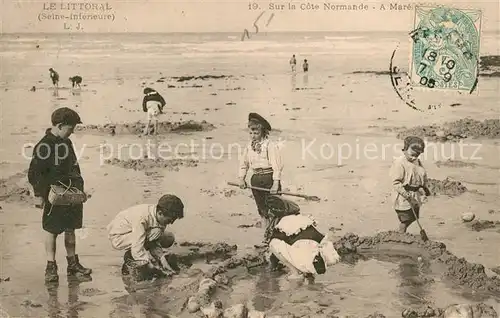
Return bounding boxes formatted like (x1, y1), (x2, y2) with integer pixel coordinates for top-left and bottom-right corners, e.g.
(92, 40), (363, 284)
(409, 6), (481, 93)
(389, 45), (444, 112)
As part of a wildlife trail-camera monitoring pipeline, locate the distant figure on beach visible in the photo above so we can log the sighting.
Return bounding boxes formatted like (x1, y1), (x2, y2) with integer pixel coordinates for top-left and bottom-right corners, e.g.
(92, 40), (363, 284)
(239, 113), (284, 245)
(28, 107), (92, 283)
(290, 55), (297, 72)
(142, 87), (166, 136)
(303, 59), (309, 72)
(49, 68), (59, 88)
(390, 136), (431, 233)
(69, 76), (83, 88)
(107, 194), (183, 283)
(266, 196), (340, 283)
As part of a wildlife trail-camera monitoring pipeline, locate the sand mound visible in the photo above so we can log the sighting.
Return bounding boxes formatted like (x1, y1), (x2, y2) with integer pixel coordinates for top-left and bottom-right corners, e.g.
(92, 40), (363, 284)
(0, 171), (36, 205)
(435, 160), (479, 168)
(104, 158), (198, 171)
(480, 55), (500, 77)
(427, 178), (468, 196)
(468, 220), (500, 232)
(350, 55), (500, 78)
(76, 120), (216, 136)
(334, 231), (500, 294)
(171, 75), (232, 82)
(396, 118), (500, 142)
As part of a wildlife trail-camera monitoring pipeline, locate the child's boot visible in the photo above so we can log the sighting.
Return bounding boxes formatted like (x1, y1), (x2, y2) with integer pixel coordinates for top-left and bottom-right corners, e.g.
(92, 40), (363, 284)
(67, 254), (92, 278)
(45, 261), (59, 283)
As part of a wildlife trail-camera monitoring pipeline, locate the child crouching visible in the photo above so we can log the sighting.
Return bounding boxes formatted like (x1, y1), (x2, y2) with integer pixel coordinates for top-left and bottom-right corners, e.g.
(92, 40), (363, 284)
(107, 194), (183, 282)
(265, 196), (340, 283)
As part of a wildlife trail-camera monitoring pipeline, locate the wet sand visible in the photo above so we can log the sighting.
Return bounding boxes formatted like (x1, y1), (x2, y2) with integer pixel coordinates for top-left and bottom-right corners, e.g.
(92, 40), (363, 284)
(1, 49), (500, 317)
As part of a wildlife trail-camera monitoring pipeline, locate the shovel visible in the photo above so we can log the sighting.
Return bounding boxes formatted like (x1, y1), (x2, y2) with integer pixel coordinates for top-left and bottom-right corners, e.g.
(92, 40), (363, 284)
(409, 203), (429, 242)
(227, 182), (321, 201)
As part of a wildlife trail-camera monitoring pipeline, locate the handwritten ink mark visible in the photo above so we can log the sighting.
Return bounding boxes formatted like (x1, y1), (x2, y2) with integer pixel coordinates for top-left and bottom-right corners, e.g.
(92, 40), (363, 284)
(242, 11), (274, 41)
(266, 13), (275, 27)
(241, 29), (250, 41)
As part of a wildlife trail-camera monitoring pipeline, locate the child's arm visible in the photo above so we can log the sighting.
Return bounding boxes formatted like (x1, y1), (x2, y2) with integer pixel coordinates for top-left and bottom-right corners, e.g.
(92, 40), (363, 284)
(238, 145), (249, 183)
(389, 160), (413, 201)
(158, 94), (166, 108)
(142, 97), (148, 112)
(268, 141), (284, 183)
(28, 143), (52, 199)
(422, 172), (431, 196)
(130, 220), (155, 263)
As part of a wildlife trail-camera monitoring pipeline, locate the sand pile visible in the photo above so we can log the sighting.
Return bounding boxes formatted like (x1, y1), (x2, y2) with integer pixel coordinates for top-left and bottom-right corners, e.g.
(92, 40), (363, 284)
(468, 220), (500, 232)
(479, 55), (500, 77)
(396, 118), (500, 142)
(171, 75), (233, 82)
(334, 231), (500, 294)
(104, 158), (198, 171)
(0, 171), (36, 205)
(426, 178), (468, 196)
(76, 120), (216, 136)
(435, 160), (478, 168)
(120, 232), (499, 317)
(401, 303), (498, 318)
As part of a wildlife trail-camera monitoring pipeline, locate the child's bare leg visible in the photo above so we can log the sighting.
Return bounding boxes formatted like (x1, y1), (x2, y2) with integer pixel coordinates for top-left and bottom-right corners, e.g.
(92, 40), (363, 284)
(154, 120), (158, 135)
(64, 230), (76, 257)
(45, 232), (57, 262)
(399, 220), (413, 233)
(270, 247), (301, 277)
(143, 121), (151, 135)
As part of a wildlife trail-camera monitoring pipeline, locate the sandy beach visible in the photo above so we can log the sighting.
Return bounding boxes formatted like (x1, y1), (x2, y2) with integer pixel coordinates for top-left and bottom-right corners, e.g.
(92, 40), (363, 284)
(1, 31), (499, 317)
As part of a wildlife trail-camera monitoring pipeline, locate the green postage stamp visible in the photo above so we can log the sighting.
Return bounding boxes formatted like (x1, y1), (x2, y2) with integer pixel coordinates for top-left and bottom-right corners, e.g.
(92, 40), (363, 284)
(409, 6), (482, 92)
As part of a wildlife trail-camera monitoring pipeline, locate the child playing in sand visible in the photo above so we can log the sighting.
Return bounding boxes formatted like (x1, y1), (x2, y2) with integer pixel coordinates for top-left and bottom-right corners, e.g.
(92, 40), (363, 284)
(238, 112), (284, 245)
(107, 194), (183, 282)
(390, 136), (431, 233)
(28, 107), (92, 283)
(69, 75), (82, 88)
(267, 196), (340, 283)
(49, 68), (59, 88)
(142, 87), (166, 136)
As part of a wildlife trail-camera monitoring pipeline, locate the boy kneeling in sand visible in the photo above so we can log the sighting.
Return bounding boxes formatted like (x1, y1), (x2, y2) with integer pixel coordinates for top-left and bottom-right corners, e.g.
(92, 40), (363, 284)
(265, 196), (340, 283)
(107, 194), (184, 282)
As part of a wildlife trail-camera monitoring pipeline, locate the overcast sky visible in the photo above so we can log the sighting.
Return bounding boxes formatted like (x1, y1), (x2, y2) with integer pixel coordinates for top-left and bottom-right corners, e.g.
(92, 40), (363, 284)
(1, 0), (498, 33)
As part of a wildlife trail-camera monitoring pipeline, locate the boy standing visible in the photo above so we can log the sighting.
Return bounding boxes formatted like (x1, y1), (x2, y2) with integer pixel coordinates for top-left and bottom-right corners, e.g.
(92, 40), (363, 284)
(28, 107), (92, 283)
(107, 194), (184, 281)
(303, 59), (309, 72)
(142, 87), (166, 136)
(238, 113), (284, 245)
(289, 55), (297, 72)
(390, 136), (431, 233)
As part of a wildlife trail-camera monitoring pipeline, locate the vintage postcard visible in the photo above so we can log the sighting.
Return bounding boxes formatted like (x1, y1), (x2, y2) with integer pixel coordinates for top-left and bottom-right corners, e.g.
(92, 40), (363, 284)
(0, 0), (499, 317)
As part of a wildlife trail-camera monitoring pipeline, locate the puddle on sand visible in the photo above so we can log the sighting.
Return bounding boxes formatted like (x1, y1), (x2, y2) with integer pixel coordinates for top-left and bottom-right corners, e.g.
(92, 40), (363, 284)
(227, 253), (498, 316)
(98, 253), (500, 317)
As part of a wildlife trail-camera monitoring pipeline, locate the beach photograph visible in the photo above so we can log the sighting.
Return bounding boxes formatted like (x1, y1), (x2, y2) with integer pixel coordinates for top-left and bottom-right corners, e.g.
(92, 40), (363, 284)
(0, 0), (499, 317)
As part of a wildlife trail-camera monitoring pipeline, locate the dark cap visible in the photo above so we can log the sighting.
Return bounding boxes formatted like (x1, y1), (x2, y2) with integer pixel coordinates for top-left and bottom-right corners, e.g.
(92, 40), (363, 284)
(248, 112), (271, 131)
(51, 107), (82, 126)
(143, 87), (155, 94)
(157, 194), (184, 217)
(403, 136), (425, 152)
(266, 195), (300, 217)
